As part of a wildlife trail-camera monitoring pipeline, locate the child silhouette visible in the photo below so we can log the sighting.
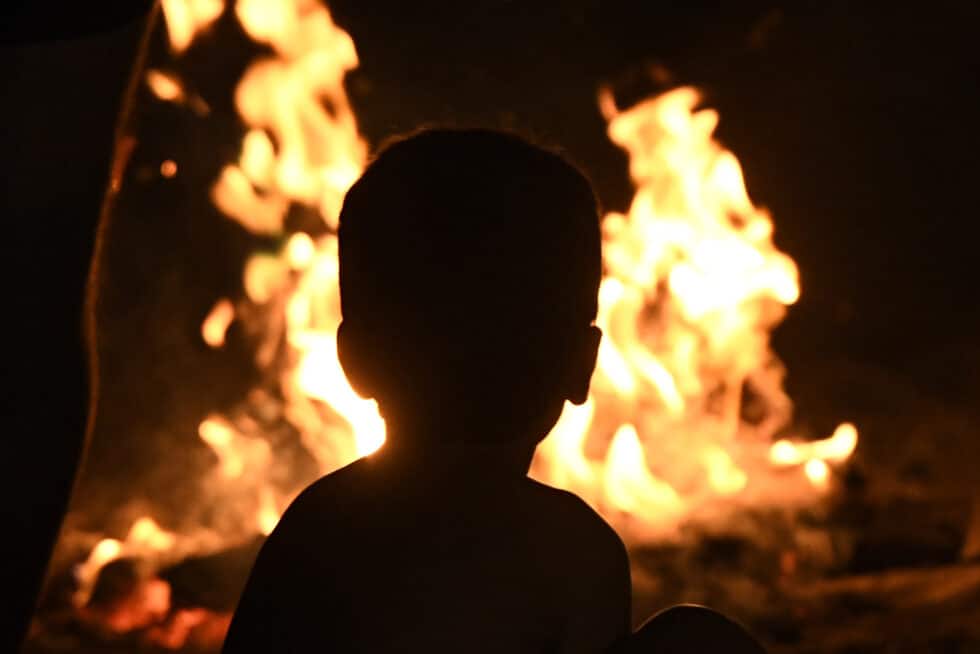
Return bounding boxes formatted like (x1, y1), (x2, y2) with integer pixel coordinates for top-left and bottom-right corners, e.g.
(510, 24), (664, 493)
(222, 129), (631, 653)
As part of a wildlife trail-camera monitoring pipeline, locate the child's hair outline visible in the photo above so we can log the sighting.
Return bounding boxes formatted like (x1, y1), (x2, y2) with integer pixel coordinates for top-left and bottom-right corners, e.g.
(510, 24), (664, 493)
(336, 128), (603, 446)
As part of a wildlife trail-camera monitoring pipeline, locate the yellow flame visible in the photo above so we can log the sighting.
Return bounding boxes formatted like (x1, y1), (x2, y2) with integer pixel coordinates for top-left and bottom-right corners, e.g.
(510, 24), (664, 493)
(532, 399), (596, 491)
(285, 232), (316, 270)
(804, 458), (830, 487)
(210, 76), (857, 539)
(257, 487), (281, 536)
(128, 517), (178, 554)
(291, 330), (385, 457)
(202, 298), (235, 348)
(65, 4), (867, 609)
(192, 0), (372, 539)
(604, 424), (683, 516)
(212, 166), (290, 235)
(229, 0), (365, 229)
(146, 70), (184, 102)
(240, 129), (276, 190)
(72, 517), (177, 608)
(702, 446), (748, 495)
(163, 0), (859, 552)
(198, 418), (245, 478)
(770, 422), (858, 466)
(161, 0), (224, 53)
(530, 86), (844, 535)
(73, 538), (123, 606)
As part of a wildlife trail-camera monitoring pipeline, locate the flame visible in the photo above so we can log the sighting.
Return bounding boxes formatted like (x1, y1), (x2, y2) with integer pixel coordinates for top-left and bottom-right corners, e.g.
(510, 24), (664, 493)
(146, 70), (184, 102)
(202, 298), (235, 348)
(73, 517), (177, 608)
(256, 487), (281, 536)
(73, 538), (122, 606)
(227, 0), (364, 226)
(804, 459), (831, 487)
(70, 2), (862, 638)
(146, 69), (211, 115)
(285, 232), (316, 270)
(198, 417), (248, 478)
(770, 422), (858, 466)
(531, 86), (857, 537)
(702, 446), (749, 495)
(184, 1), (857, 539)
(603, 425), (684, 517)
(160, 0), (224, 53)
(183, 0), (376, 541)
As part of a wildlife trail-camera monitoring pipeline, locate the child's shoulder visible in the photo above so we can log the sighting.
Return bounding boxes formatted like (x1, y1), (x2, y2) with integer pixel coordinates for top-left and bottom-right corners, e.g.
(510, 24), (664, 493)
(520, 478), (627, 556)
(519, 479), (631, 624)
(521, 477), (610, 522)
(268, 458), (371, 534)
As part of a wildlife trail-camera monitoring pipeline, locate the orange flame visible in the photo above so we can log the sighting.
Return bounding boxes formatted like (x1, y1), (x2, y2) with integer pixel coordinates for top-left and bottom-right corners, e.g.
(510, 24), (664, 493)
(191, 4), (857, 540)
(146, 70), (184, 102)
(770, 422), (858, 466)
(160, 0), (224, 53)
(75, 2), (860, 602)
(202, 299), (234, 348)
(50, 4), (871, 647)
(73, 517), (177, 608)
(531, 87), (856, 538)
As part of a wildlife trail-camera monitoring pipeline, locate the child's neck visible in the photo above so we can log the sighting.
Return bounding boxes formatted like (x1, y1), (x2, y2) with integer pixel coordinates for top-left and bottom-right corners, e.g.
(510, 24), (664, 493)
(371, 429), (536, 480)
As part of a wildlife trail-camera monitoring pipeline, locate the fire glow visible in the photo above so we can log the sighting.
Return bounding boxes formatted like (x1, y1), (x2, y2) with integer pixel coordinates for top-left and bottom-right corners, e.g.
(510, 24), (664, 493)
(66, 0), (858, 647)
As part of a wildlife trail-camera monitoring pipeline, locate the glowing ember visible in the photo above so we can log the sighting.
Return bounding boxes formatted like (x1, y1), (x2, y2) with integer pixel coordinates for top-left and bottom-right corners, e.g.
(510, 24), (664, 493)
(144, 608), (233, 650)
(160, 159), (178, 178)
(86, 578), (171, 634)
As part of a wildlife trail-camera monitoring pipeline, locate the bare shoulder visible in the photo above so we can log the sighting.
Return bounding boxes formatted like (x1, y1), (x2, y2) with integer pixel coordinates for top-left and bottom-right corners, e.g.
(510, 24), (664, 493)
(291, 457), (370, 505)
(264, 458), (370, 546)
(521, 479), (628, 563)
(522, 480), (632, 650)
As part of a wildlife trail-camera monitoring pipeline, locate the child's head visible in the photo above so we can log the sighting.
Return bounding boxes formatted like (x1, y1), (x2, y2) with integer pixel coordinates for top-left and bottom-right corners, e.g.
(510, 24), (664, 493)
(337, 129), (601, 447)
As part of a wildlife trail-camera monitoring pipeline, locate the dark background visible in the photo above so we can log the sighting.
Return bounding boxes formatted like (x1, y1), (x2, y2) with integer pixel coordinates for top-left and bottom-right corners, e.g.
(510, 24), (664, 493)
(3, 0), (978, 648)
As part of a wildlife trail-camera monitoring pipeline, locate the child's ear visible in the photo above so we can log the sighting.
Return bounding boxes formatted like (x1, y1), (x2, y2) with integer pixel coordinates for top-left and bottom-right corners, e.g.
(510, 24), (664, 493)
(336, 320), (378, 400)
(566, 325), (601, 405)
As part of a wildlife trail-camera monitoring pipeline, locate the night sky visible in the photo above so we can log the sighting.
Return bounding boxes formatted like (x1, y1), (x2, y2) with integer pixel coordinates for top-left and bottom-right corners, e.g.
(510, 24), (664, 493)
(3, 0), (979, 647)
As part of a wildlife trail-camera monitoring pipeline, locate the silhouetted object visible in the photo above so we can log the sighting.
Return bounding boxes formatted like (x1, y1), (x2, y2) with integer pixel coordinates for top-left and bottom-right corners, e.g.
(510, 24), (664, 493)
(222, 129), (630, 653)
(4, 9), (150, 650)
(223, 129), (767, 653)
(613, 605), (766, 654)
